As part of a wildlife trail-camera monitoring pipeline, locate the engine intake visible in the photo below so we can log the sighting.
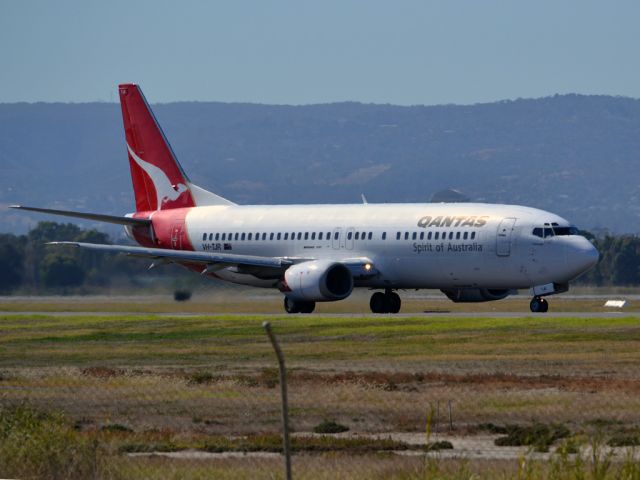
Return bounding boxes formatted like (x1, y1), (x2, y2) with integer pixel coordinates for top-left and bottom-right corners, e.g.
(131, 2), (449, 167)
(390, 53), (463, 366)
(441, 288), (511, 303)
(284, 260), (354, 302)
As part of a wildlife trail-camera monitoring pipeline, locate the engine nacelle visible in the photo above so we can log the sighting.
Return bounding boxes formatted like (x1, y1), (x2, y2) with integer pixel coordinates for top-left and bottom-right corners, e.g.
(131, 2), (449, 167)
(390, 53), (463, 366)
(441, 288), (511, 303)
(284, 260), (354, 302)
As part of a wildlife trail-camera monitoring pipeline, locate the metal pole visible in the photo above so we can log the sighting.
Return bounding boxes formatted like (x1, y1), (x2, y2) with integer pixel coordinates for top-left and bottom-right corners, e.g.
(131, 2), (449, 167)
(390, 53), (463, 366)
(263, 321), (292, 480)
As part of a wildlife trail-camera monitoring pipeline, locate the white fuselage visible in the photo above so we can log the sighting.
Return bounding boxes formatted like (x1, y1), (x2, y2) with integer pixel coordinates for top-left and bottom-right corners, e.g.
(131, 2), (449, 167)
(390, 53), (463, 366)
(182, 202), (598, 291)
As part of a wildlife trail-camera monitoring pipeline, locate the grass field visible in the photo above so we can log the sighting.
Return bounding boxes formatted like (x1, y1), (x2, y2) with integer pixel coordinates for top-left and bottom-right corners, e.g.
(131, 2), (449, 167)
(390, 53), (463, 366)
(1, 294), (640, 478)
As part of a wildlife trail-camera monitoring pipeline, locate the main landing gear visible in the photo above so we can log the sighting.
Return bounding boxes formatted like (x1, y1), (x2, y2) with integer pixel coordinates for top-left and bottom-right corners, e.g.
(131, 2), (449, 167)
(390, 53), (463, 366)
(370, 289), (402, 314)
(284, 297), (315, 314)
(529, 296), (549, 313)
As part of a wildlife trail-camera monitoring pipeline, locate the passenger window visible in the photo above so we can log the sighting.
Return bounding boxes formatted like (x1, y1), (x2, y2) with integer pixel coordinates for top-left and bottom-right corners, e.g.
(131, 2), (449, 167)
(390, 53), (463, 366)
(247, 233), (252, 241)
(234, 233), (239, 241)
(463, 232), (468, 240)
(355, 232), (360, 240)
(368, 232), (372, 240)
(202, 233), (207, 241)
(420, 232), (424, 240)
(471, 232), (476, 240)
(347, 232), (353, 240)
(442, 231), (447, 238)
(435, 232), (439, 240)
(412, 232), (417, 240)
(215, 233), (220, 241)
(262, 233), (266, 240)
(242, 233), (247, 241)
(334, 232), (339, 240)
(304, 232), (309, 240)
(382, 232), (387, 240)
(311, 232), (316, 240)
(208, 233), (212, 241)
(404, 232), (409, 240)
(270, 233), (275, 240)
(297, 232), (302, 240)
(318, 232), (323, 240)
(256, 232), (260, 240)
(277, 233), (282, 240)
(396, 232), (401, 240)
(221, 233), (226, 241)
(428, 232), (432, 240)
(284, 233), (288, 240)
(361, 232), (365, 239)
(456, 232), (460, 240)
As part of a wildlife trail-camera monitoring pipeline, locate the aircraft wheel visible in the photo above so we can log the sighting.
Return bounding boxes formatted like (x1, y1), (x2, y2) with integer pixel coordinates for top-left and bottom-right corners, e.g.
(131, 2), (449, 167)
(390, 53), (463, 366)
(539, 298), (549, 312)
(370, 292), (387, 313)
(388, 292), (401, 313)
(299, 301), (316, 314)
(530, 296), (548, 313)
(284, 297), (300, 314)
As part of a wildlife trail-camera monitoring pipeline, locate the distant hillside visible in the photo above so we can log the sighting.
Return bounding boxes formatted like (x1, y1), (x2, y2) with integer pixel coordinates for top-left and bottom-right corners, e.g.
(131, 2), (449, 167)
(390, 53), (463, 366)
(1, 94), (639, 235)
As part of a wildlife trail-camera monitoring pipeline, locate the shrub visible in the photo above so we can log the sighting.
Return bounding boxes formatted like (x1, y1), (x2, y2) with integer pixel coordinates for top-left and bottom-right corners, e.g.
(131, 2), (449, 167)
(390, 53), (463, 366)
(0, 405), (99, 480)
(494, 423), (570, 452)
(313, 420), (349, 434)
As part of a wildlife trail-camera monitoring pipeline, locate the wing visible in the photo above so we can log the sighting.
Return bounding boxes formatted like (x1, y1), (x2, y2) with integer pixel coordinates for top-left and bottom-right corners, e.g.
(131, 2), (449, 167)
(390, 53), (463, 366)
(50, 241), (292, 274)
(50, 242), (379, 279)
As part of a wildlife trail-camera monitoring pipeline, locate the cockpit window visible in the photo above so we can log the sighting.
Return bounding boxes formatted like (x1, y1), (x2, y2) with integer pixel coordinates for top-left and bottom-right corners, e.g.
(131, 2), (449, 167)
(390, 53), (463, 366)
(553, 226), (579, 236)
(533, 224), (579, 238)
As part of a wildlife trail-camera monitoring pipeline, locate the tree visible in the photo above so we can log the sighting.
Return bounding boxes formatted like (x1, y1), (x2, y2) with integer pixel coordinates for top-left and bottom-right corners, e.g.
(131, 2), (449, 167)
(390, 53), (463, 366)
(39, 253), (85, 287)
(0, 235), (25, 292)
(611, 237), (640, 285)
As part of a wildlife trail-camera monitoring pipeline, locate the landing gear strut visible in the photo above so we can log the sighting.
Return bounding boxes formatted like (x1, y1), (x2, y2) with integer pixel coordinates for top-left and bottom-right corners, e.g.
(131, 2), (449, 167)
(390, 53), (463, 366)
(370, 289), (401, 314)
(284, 297), (315, 314)
(529, 296), (549, 313)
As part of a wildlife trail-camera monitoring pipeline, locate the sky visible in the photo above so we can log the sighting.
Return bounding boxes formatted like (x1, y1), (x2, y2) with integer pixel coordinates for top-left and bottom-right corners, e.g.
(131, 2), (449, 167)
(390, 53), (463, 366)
(1, 0), (640, 105)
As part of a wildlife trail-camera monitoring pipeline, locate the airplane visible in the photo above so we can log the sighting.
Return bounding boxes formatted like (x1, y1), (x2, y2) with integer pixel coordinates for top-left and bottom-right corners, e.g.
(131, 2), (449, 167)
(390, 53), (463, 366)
(11, 84), (599, 314)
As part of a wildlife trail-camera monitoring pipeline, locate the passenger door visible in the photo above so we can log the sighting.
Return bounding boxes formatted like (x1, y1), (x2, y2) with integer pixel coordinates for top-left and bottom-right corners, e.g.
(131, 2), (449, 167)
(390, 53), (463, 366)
(170, 224), (184, 250)
(496, 218), (517, 256)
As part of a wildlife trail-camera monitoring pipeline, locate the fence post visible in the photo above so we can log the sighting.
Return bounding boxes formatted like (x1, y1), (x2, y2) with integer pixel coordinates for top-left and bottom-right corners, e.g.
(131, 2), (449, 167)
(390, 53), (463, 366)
(263, 321), (292, 480)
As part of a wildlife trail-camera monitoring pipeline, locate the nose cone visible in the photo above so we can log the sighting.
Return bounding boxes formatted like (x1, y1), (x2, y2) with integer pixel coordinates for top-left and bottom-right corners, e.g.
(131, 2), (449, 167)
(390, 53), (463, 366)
(566, 236), (599, 279)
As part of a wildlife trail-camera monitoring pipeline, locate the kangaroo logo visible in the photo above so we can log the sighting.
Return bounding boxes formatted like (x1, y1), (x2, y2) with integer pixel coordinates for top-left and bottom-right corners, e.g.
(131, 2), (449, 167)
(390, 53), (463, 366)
(127, 144), (188, 210)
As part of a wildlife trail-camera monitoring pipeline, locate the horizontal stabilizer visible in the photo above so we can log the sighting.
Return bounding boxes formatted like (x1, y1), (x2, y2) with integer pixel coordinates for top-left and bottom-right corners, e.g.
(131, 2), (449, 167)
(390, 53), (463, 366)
(9, 205), (151, 227)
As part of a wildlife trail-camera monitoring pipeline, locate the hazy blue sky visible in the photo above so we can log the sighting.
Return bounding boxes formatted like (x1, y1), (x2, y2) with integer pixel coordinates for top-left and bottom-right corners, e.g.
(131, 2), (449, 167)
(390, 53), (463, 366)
(1, 0), (639, 105)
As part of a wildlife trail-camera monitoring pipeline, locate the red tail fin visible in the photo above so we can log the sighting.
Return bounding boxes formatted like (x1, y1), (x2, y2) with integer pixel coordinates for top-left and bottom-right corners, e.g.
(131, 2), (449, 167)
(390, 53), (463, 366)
(119, 84), (196, 212)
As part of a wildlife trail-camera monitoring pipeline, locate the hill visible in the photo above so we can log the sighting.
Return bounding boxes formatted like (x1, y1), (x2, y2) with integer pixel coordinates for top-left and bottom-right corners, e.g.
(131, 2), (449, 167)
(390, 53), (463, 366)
(1, 94), (639, 234)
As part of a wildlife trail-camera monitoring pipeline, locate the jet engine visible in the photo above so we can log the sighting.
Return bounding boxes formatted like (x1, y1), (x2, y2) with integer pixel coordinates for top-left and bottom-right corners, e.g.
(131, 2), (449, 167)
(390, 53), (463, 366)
(284, 260), (354, 302)
(441, 288), (511, 303)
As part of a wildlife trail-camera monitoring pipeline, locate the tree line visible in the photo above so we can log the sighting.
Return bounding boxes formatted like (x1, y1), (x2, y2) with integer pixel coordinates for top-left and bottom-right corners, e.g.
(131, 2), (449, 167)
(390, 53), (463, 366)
(0, 222), (191, 294)
(0, 222), (638, 294)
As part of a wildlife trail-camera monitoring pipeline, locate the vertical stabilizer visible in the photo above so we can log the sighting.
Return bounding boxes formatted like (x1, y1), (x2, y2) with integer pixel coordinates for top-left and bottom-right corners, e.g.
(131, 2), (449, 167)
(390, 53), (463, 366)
(119, 84), (234, 212)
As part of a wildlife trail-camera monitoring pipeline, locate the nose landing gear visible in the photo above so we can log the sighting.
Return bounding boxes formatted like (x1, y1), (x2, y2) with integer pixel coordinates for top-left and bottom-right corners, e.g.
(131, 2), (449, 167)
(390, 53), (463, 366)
(529, 296), (549, 313)
(370, 289), (401, 314)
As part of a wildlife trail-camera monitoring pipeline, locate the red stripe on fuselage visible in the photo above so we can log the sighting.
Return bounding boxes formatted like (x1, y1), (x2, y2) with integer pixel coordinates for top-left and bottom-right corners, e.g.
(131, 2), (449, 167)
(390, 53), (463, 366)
(132, 207), (194, 251)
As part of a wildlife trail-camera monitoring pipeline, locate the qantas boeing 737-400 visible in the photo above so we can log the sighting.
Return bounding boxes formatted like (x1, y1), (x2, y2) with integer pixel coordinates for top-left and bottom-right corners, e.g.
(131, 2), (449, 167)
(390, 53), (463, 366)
(11, 84), (599, 313)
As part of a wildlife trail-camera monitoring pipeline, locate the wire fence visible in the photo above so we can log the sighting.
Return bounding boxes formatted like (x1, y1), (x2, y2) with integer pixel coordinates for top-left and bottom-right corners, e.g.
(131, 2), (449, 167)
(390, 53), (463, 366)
(1, 306), (640, 479)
